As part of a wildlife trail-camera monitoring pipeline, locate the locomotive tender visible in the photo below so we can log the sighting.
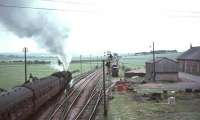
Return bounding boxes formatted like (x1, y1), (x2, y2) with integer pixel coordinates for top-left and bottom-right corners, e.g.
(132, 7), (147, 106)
(0, 71), (72, 120)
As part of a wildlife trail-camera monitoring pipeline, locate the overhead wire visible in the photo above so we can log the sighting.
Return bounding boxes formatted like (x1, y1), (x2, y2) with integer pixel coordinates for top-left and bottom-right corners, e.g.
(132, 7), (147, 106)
(0, 3), (94, 13)
(40, 0), (94, 5)
(0, 0), (94, 5)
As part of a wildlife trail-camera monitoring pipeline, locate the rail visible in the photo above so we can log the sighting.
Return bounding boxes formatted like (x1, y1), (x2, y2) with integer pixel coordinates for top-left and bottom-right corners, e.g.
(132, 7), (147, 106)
(46, 70), (102, 120)
(60, 70), (102, 120)
(72, 77), (103, 120)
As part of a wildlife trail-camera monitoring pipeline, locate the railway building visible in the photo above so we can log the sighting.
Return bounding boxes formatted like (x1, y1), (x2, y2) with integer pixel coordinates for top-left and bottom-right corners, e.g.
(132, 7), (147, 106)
(177, 46), (200, 75)
(145, 57), (178, 81)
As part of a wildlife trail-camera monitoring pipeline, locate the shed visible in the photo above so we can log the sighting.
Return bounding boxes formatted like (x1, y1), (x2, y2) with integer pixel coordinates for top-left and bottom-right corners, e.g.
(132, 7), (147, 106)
(145, 57), (178, 81)
(177, 46), (200, 76)
(125, 69), (145, 78)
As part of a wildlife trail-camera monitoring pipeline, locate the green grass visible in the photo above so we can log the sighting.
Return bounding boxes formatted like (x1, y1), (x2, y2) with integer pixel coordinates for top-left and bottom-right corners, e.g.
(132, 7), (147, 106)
(108, 92), (200, 120)
(0, 62), (99, 89)
(69, 62), (99, 74)
(121, 53), (180, 69)
(0, 63), (55, 89)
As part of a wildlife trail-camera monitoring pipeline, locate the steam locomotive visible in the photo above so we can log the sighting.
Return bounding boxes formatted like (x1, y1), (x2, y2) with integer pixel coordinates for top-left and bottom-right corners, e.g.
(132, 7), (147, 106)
(0, 71), (72, 120)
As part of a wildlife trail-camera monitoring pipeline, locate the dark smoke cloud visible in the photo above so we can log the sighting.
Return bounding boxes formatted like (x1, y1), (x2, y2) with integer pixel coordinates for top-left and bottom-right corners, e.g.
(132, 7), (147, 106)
(0, 0), (69, 56)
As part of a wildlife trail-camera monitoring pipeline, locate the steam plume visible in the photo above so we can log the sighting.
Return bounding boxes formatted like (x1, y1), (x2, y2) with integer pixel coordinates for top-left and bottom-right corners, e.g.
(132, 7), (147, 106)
(0, 1), (71, 70)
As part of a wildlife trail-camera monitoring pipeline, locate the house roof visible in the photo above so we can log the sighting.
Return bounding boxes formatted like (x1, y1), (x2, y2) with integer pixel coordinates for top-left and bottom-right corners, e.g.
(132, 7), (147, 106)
(177, 46), (200, 61)
(146, 57), (177, 64)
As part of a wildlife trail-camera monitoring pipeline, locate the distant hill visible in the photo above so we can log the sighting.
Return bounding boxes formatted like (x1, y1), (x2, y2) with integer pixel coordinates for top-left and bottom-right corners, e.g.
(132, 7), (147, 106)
(134, 50), (178, 56)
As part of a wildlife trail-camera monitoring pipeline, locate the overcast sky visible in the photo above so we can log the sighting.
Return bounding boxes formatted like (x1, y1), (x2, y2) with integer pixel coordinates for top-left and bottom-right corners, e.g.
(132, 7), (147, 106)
(0, 0), (200, 55)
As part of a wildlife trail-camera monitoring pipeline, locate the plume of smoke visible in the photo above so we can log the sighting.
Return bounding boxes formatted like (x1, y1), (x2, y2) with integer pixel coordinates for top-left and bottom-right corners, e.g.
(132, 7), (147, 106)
(57, 55), (72, 71)
(0, 1), (71, 70)
(50, 61), (64, 71)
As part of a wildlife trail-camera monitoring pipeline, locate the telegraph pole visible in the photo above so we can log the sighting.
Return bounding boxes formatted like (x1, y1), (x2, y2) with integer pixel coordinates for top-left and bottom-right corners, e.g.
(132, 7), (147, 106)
(97, 56), (99, 67)
(90, 54), (92, 70)
(103, 60), (107, 116)
(152, 42), (156, 81)
(23, 47), (28, 83)
(80, 55), (82, 74)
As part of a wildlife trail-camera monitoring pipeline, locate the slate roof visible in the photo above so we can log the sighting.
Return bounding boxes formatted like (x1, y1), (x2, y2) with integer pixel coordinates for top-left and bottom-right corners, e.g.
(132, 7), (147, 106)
(177, 46), (200, 61)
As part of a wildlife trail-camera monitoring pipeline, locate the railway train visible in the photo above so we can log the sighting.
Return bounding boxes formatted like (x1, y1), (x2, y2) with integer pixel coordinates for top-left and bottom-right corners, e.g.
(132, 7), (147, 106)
(111, 64), (119, 77)
(0, 71), (72, 120)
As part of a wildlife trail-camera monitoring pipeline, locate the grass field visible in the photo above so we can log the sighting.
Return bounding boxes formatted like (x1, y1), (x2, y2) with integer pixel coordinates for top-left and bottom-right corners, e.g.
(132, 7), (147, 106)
(120, 53), (180, 69)
(0, 63), (55, 89)
(0, 62), (98, 89)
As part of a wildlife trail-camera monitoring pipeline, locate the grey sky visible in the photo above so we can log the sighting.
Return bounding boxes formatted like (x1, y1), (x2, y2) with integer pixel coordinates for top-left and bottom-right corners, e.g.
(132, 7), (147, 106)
(0, 0), (200, 55)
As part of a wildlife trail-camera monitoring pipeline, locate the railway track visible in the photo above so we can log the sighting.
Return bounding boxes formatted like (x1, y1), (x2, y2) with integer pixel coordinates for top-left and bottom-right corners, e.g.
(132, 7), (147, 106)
(60, 70), (103, 120)
(71, 70), (94, 87)
(72, 78), (103, 120)
(43, 70), (95, 120)
(46, 69), (103, 120)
